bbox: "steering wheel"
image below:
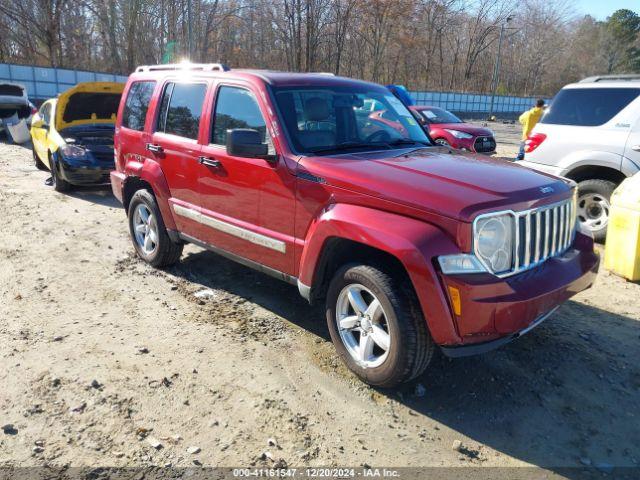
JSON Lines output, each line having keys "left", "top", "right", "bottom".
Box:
{"left": 365, "top": 130, "right": 392, "bottom": 143}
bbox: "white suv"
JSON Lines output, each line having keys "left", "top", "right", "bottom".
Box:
{"left": 517, "top": 75, "right": 640, "bottom": 241}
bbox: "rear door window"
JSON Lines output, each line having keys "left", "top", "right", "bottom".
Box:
{"left": 122, "top": 81, "right": 156, "bottom": 131}
{"left": 541, "top": 88, "right": 640, "bottom": 126}
{"left": 157, "top": 82, "right": 207, "bottom": 140}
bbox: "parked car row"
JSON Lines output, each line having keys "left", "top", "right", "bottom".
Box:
{"left": 22, "top": 65, "right": 608, "bottom": 387}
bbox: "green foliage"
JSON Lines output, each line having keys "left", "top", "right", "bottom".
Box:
{"left": 162, "top": 41, "right": 177, "bottom": 64}
{"left": 603, "top": 9, "right": 640, "bottom": 72}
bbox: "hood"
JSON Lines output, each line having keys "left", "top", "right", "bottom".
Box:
{"left": 297, "top": 148, "right": 570, "bottom": 222}
{"left": 431, "top": 123, "right": 493, "bottom": 137}
{"left": 55, "top": 82, "right": 124, "bottom": 131}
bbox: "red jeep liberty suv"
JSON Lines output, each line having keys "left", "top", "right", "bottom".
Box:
{"left": 111, "top": 64, "right": 599, "bottom": 387}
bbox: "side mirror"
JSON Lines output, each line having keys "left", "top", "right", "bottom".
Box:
{"left": 226, "top": 128, "right": 269, "bottom": 159}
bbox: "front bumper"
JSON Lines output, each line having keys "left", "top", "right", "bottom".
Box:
{"left": 440, "top": 307, "right": 559, "bottom": 357}
{"left": 58, "top": 156, "right": 113, "bottom": 185}
{"left": 438, "top": 231, "right": 599, "bottom": 356}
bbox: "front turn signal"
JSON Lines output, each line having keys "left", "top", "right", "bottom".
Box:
{"left": 448, "top": 286, "right": 462, "bottom": 316}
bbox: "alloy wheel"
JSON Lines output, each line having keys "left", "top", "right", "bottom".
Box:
{"left": 336, "top": 283, "right": 391, "bottom": 368}
{"left": 133, "top": 204, "right": 158, "bottom": 255}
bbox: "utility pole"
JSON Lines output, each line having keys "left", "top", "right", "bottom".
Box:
{"left": 488, "top": 16, "right": 513, "bottom": 120}
{"left": 187, "top": 0, "right": 193, "bottom": 60}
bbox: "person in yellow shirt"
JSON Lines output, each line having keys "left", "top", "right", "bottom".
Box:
{"left": 517, "top": 98, "right": 545, "bottom": 160}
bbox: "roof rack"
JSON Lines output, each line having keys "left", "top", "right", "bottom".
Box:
{"left": 580, "top": 74, "right": 640, "bottom": 83}
{"left": 135, "top": 63, "right": 230, "bottom": 73}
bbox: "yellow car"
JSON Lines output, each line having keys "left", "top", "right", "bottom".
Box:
{"left": 30, "top": 82, "right": 124, "bottom": 192}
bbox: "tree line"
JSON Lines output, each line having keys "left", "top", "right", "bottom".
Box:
{"left": 0, "top": 0, "right": 639, "bottom": 96}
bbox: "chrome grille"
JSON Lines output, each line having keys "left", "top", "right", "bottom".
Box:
{"left": 513, "top": 198, "right": 576, "bottom": 274}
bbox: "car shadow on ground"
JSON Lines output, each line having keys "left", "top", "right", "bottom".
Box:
{"left": 66, "top": 186, "right": 121, "bottom": 208}
{"left": 170, "top": 249, "right": 639, "bottom": 476}
{"left": 172, "top": 248, "right": 326, "bottom": 337}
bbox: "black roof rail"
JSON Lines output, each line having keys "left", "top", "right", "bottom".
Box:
{"left": 135, "top": 63, "right": 230, "bottom": 73}
{"left": 580, "top": 74, "right": 640, "bottom": 83}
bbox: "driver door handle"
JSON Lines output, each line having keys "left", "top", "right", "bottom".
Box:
{"left": 198, "top": 156, "right": 221, "bottom": 168}
{"left": 632, "top": 145, "right": 640, "bottom": 152}
{"left": 145, "top": 143, "right": 163, "bottom": 153}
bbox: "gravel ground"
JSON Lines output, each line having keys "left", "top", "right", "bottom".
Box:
{"left": 0, "top": 140, "right": 639, "bottom": 478}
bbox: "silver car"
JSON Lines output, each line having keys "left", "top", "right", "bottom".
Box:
{"left": 0, "top": 81, "right": 34, "bottom": 141}
{"left": 517, "top": 75, "right": 640, "bottom": 241}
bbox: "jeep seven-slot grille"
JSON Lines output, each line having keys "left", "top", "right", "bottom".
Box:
{"left": 513, "top": 199, "right": 575, "bottom": 274}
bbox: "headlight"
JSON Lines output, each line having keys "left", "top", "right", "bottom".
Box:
{"left": 444, "top": 129, "right": 473, "bottom": 139}
{"left": 60, "top": 145, "right": 87, "bottom": 158}
{"left": 474, "top": 213, "right": 514, "bottom": 273}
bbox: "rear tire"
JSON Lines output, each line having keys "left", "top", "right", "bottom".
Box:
{"left": 326, "top": 263, "right": 434, "bottom": 388}
{"left": 50, "top": 153, "right": 71, "bottom": 192}
{"left": 576, "top": 179, "right": 616, "bottom": 243}
{"left": 32, "top": 146, "right": 47, "bottom": 171}
{"left": 128, "top": 189, "right": 183, "bottom": 267}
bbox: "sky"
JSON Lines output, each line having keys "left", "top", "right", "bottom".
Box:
{"left": 574, "top": 0, "right": 639, "bottom": 20}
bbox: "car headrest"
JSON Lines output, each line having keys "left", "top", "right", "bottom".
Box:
{"left": 304, "top": 97, "right": 330, "bottom": 122}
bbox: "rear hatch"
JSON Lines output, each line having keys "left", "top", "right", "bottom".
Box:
{"left": 527, "top": 85, "right": 640, "bottom": 165}
{"left": 0, "top": 82, "right": 29, "bottom": 120}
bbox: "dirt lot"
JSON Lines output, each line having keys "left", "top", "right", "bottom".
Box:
{"left": 1, "top": 140, "right": 639, "bottom": 477}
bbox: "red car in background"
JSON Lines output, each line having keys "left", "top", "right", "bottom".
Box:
{"left": 410, "top": 106, "right": 496, "bottom": 154}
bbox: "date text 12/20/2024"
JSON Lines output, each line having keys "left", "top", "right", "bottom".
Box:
{"left": 233, "top": 468, "right": 401, "bottom": 478}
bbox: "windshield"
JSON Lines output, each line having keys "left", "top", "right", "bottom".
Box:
{"left": 272, "top": 85, "right": 430, "bottom": 154}
{"left": 417, "top": 107, "right": 462, "bottom": 124}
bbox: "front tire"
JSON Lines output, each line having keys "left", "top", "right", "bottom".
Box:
{"left": 326, "top": 264, "right": 435, "bottom": 388}
{"left": 50, "top": 153, "right": 71, "bottom": 192}
{"left": 577, "top": 179, "right": 616, "bottom": 243}
{"left": 32, "top": 146, "right": 47, "bottom": 171}
{"left": 128, "top": 189, "right": 183, "bottom": 267}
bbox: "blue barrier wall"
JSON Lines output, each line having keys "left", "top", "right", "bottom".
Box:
{"left": 1, "top": 62, "right": 543, "bottom": 116}
{"left": 0, "top": 63, "right": 129, "bottom": 101}
{"left": 410, "top": 90, "right": 546, "bottom": 118}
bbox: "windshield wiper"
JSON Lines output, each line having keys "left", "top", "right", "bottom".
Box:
{"left": 308, "top": 141, "right": 391, "bottom": 155}
{"left": 385, "top": 138, "right": 431, "bottom": 147}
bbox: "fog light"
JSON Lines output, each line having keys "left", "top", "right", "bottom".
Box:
{"left": 438, "top": 254, "right": 486, "bottom": 274}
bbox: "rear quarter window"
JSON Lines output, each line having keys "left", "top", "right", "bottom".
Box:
{"left": 122, "top": 81, "right": 156, "bottom": 131}
{"left": 541, "top": 87, "right": 640, "bottom": 126}
{"left": 0, "top": 84, "right": 24, "bottom": 96}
